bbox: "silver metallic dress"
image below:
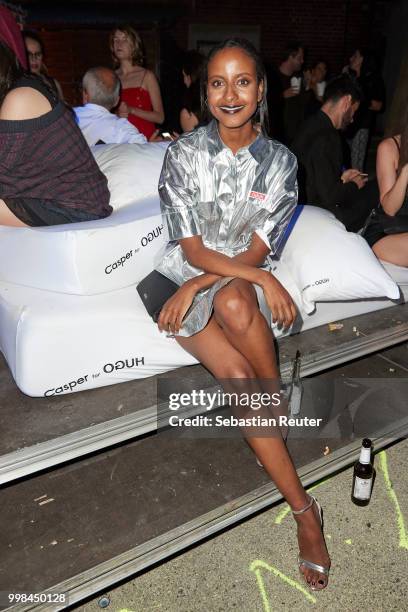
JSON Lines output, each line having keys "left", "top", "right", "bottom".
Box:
{"left": 155, "top": 120, "right": 298, "bottom": 337}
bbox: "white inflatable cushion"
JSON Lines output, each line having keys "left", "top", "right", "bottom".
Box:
{"left": 92, "top": 142, "right": 169, "bottom": 210}
{"left": 0, "top": 197, "right": 167, "bottom": 295}
{"left": 277, "top": 206, "right": 400, "bottom": 313}
{"left": 1, "top": 261, "right": 407, "bottom": 397}
{"left": 0, "top": 281, "right": 197, "bottom": 398}
{"left": 0, "top": 143, "right": 168, "bottom": 295}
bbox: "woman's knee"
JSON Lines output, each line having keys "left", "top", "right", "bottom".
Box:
{"left": 215, "top": 357, "right": 256, "bottom": 379}
{"left": 214, "top": 285, "right": 257, "bottom": 334}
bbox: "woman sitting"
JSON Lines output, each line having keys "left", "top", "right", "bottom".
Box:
{"left": 154, "top": 38, "right": 331, "bottom": 591}
{"left": 364, "top": 113, "right": 408, "bottom": 267}
{"left": 0, "top": 9, "right": 112, "bottom": 228}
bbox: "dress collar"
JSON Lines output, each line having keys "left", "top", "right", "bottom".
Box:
{"left": 206, "top": 119, "right": 270, "bottom": 163}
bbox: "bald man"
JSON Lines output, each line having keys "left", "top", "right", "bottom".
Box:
{"left": 74, "top": 66, "right": 148, "bottom": 146}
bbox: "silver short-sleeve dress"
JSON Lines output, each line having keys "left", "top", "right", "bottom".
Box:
{"left": 155, "top": 120, "right": 298, "bottom": 337}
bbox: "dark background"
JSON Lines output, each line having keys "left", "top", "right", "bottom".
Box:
{"left": 14, "top": 0, "right": 408, "bottom": 132}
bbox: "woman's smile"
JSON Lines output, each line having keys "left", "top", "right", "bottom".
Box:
{"left": 218, "top": 104, "right": 245, "bottom": 114}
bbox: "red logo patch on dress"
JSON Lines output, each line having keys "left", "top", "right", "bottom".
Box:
{"left": 249, "top": 191, "right": 267, "bottom": 201}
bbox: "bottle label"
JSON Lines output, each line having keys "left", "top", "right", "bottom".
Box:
{"left": 353, "top": 476, "right": 372, "bottom": 500}
{"left": 360, "top": 447, "right": 371, "bottom": 464}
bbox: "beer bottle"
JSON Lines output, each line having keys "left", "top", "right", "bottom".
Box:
{"left": 351, "top": 438, "right": 373, "bottom": 506}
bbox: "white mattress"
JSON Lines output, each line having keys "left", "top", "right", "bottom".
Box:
{"left": 1, "top": 261, "right": 407, "bottom": 397}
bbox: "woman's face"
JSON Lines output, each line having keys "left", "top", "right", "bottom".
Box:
{"left": 207, "top": 47, "right": 263, "bottom": 131}
{"left": 350, "top": 50, "right": 363, "bottom": 72}
{"left": 25, "top": 37, "right": 43, "bottom": 74}
{"left": 112, "top": 30, "right": 134, "bottom": 62}
{"left": 313, "top": 62, "right": 327, "bottom": 83}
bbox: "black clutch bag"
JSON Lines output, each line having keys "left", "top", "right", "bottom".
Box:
{"left": 137, "top": 270, "right": 180, "bottom": 322}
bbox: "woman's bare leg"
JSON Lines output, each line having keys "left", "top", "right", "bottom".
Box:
{"left": 214, "top": 278, "right": 279, "bottom": 378}
{"left": 372, "top": 233, "right": 408, "bottom": 267}
{"left": 176, "top": 308, "right": 330, "bottom": 589}
{"left": 0, "top": 200, "right": 27, "bottom": 227}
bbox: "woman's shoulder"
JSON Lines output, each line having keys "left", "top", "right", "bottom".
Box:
{"left": 143, "top": 68, "right": 156, "bottom": 79}
{"left": 378, "top": 136, "right": 400, "bottom": 157}
{"left": 0, "top": 86, "right": 52, "bottom": 120}
{"left": 144, "top": 69, "right": 159, "bottom": 86}
{"left": 263, "top": 135, "right": 297, "bottom": 165}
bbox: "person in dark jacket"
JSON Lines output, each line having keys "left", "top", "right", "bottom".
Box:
{"left": 343, "top": 48, "right": 385, "bottom": 171}
{"left": 266, "top": 41, "right": 304, "bottom": 143}
{"left": 291, "top": 74, "right": 373, "bottom": 232}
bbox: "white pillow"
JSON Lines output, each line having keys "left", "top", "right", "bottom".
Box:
{"left": 276, "top": 205, "right": 400, "bottom": 313}
{"left": 92, "top": 142, "right": 168, "bottom": 210}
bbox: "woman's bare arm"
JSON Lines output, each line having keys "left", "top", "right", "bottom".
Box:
{"left": 158, "top": 232, "right": 296, "bottom": 333}
{"left": 180, "top": 108, "right": 199, "bottom": 132}
{"left": 377, "top": 138, "right": 408, "bottom": 216}
{"left": 188, "top": 232, "right": 270, "bottom": 292}
{"left": 180, "top": 234, "right": 270, "bottom": 287}
{"left": 128, "top": 70, "right": 164, "bottom": 124}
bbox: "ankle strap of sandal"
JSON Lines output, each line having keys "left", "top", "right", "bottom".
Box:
{"left": 291, "top": 495, "right": 315, "bottom": 515}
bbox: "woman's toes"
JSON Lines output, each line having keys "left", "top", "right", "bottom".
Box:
{"left": 313, "top": 575, "right": 327, "bottom": 590}
{"left": 300, "top": 566, "right": 312, "bottom": 584}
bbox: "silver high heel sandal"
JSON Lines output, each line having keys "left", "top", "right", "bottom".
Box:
{"left": 292, "top": 494, "right": 330, "bottom": 590}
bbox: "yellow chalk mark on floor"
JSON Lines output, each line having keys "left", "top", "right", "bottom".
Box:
{"left": 344, "top": 539, "right": 352, "bottom": 545}
{"left": 250, "top": 559, "right": 317, "bottom": 608}
{"left": 274, "top": 481, "right": 327, "bottom": 524}
{"left": 379, "top": 450, "right": 408, "bottom": 550}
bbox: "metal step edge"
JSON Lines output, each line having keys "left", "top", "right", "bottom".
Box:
{"left": 0, "top": 384, "right": 219, "bottom": 485}
{"left": 0, "top": 407, "right": 157, "bottom": 485}
{"left": 1, "top": 323, "right": 408, "bottom": 485}
{"left": 8, "top": 418, "right": 408, "bottom": 612}
{"left": 280, "top": 322, "right": 408, "bottom": 378}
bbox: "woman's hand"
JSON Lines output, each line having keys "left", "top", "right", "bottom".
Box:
{"left": 117, "top": 101, "right": 129, "bottom": 118}
{"left": 260, "top": 272, "right": 297, "bottom": 329}
{"left": 157, "top": 279, "right": 198, "bottom": 334}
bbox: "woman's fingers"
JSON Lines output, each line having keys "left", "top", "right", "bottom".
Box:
{"left": 269, "top": 294, "right": 297, "bottom": 329}
{"left": 269, "top": 300, "right": 284, "bottom": 326}
{"left": 282, "top": 303, "right": 294, "bottom": 328}
{"left": 158, "top": 305, "right": 187, "bottom": 334}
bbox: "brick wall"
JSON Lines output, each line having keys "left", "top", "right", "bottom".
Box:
{"left": 171, "top": 0, "right": 377, "bottom": 74}
{"left": 26, "top": 0, "right": 386, "bottom": 106}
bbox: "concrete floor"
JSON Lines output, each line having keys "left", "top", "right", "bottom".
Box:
{"left": 79, "top": 436, "right": 408, "bottom": 612}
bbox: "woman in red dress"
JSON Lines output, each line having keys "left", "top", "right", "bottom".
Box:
{"left": 110, "top": 25, "right": 164, "bottom": 139}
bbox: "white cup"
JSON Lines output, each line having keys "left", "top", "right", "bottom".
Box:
{"left": 290, "top": 76, "right": 301, "bottom": 94}
{"left": 316, "top": 81, "right": 326, "bottom": 97}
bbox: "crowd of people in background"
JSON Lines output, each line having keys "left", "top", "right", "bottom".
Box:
{"left": 1, "top": 8, "right": 407, "bottom": 272}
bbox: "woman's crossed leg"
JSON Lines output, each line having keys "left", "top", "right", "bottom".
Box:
{"left": 176, "top": 278, "right": 330, "bottom": 589}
